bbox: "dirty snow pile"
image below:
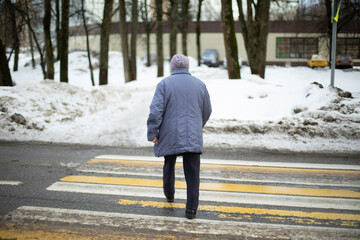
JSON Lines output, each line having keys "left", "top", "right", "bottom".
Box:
{"left": 1, "top": 51, "right": 360, "bottom": 153}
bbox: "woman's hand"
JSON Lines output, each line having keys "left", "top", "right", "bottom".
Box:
{"left": 152, "top": 137, "right": 158, "bottom": 144}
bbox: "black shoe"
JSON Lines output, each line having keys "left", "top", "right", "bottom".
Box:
{"left": 185, "top": 209, "right": 196, "bottom": 219}
{"left": 166, "top": 196, "right": 174, "bottom": 203}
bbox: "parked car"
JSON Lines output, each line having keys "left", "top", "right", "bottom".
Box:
{"left": 201, "top": 49, "right": 220, "bottom": 67}
{"left": 223, "top": 56, "right": 243, "bottom": 69}
{"left": 336, "top": 55, "right": 353, "bottom": 69}
{"left": 307, "top": 55, "right": 328, "bottom": 68}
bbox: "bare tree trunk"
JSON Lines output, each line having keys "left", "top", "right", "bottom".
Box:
{"left": 9, "top": 0, "right": 37, "bottom": 72}
{"left": 99, "top": 0, "right": 113, "bottom": 85}
{"left": 81, "top": 0, "right": 94, "bottom": 86}
{"left": 221, "top": 0, "right": 240, "bottom": 79}
{"left": 181, "top": 0, "right": 189, "bottom": 56}
{"left": 140, "top": 0, "right": 152, "bottom": 67}
{"left": 28, "top": 28, "right": 35, "bottom": 68}
{"left": 130, "top": 0, "right": 138, "bottom": 81}
{"left": 7, "top": 0, "right": 19, "bottom": 72}
{"left": 19, "top": 6, "right": 46, "bottom": 78}
{"left": 119, "top": 0, "right": 131, "bottom": 83}
{"left": 60, "top": 0, "right": 70, "bottom": 83}
{"left": 0, "top": 39, "right": 13, "bottom": 86}
{"left": 44, "top": 0, "right": 54, "bottom": 79}
{"left": 55, "top": 0, "right": 61, "bottom": 61}
{"left": 169, "top": 0, "right": 178, "bottom": 59}
{"left": 146, "top": 30, "right": 151, "bottom": 66}
{"left": 24, "top": 0, "right": 35, "bottom": 69}
{"left": 29, "top": 25, "right": 46, "bottom": 79}
{"left": 237, "top": 0, "right": 270, "bottom": 79}
{"left": 156, "top": 0, "right": 163, "bottom": 77}
{"left": 196, "top": 0, "right": 203, "bottom": 66}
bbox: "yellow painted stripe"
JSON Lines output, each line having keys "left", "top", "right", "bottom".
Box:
{"left": 88, "top": 159, "right": 165, "bottom": 168}
{"left": 118, "top": 199, "right": 360, "bottom": 222}
{"left": 118, "top": 199, "right": 360, "bottom": 227}
{"left": 60, "top": 176, "right": 360, "bottom": 198}
{"left": 88, "top": 159, "right": 360, "bottom": 177}
{"left": 0, "top": 223, "right": 181, "bottom": 240}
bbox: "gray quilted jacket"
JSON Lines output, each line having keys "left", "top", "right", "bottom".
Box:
{"left": 147, "top": 68, "right": 212, "bottom": 157}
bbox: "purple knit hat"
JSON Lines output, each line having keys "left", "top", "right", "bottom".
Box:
{"left": 170, "top": 54, "right": 189, "bottom": 72}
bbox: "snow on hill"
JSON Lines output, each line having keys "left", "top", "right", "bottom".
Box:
{"left": 1, "top": 51, "right": 359, "bottom": 154}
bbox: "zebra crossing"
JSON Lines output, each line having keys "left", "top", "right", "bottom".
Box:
{"left": 7, "top": 154, "right": 360, "bottom": 238}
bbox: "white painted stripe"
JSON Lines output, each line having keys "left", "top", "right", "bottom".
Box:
{"left": 0, "top": 180, "right": 23, "bottom": 186}
{"left": 47, "top": 181, "right": 360, "bottom": 211}
{"left": 77, "top": 168, "right": 360, "bottom": 188}
{"left": 11, "top": 206, "right": 360, "bottom": 238}
{"left": 95, "top": 155, "right": 161, "bottom": 161}
{"left": 78, "top": 169, "right": 170, "bottom": 178}
{"left": 95, "top": 155, "right": 360, "bottom": 170}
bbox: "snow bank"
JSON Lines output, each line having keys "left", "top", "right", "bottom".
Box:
{"left": 1, "top": 51, "right": 360, "bottom": 154}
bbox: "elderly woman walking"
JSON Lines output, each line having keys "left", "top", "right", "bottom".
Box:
{"left": 147, "top": 54, "right": 212, "bottom": 219}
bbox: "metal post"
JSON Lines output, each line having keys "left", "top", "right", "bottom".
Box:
{"left": 330, "top": 19, "right": 337, "bottom": 87}
{"left": 330, "top": 0, "right": 341, "bottom": 87}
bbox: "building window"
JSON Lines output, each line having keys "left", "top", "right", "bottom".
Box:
{"left": 276, "top": 38, "right": 290, "bottom": 58}
{"left": 276, "top": 38, "right": 318, "bottom": 58}
{"left": 337, "top": 38, "right": 360, "bottom": 59}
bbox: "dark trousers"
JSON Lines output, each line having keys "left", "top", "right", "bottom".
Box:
{"left": 163, "top": 153, "right": 200, "bottom": 211}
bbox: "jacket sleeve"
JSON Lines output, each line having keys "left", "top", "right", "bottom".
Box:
{"left": 147, "top": 81, "right": 165, "bottom": 141}
{"left": 202, "top": 85, "right": 212, "bottom": 127}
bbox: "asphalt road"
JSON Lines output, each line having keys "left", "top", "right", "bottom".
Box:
{"left": 0, "top": 141, "right": 360, "bottom": 239}
{"left": 1, "top": 140, "right": 360, "bottom": 164}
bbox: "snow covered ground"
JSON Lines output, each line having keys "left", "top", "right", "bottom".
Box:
{"left": 1, "top": 51, "right": 360, "bottom": 154}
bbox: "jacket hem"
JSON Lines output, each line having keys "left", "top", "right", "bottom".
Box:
{"left": 155, "top": 147, "right": 203, "bottom": 157}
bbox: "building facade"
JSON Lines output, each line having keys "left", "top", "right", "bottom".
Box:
{"left": 68, "top": 20, "right": 360, "bottom": 66}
